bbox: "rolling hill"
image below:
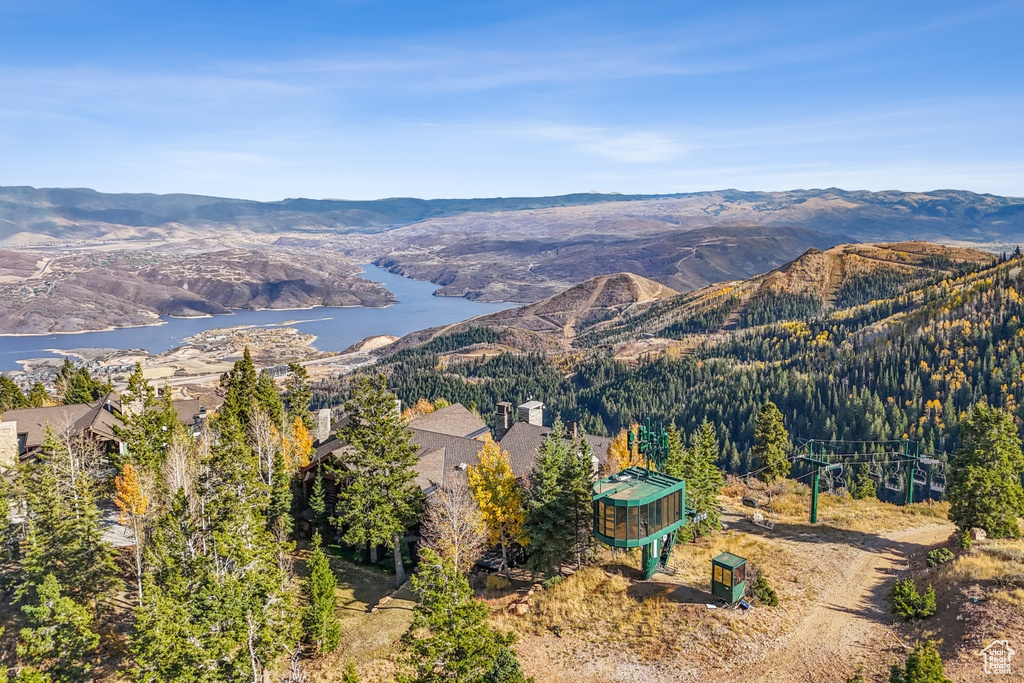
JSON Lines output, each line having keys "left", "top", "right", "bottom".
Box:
{"left": 383, "top": 241, "right": 996, "bottom": 357}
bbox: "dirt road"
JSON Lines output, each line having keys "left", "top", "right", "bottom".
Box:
{"left": 752, "top": 522, "right": 955, "bottom": 682}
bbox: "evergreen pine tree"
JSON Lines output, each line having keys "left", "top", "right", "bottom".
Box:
{"left": 302, "top": 531, "right": 341, "bottom": 654}
{"left": 19, "top": 428, "right": 119, "bottom": 605}
{"left": 0, "top": 374, "right": 27, "bottom": 411}
{"left": 341, "top": 661, "right": 360, "bottom": 683}
{"left": 285, "top": 362, "right": 314, "bottom": 429}
{"left": 752, "top": 402, "right": 791, "bottom": 482}
{"left": 663, "top": 423, "right": 686, "bottom": 479}
{"left": 564, "top": 431, "right": 595, "bottom": 568}
{"left": 310, "top": 468, "right": 327, "bottom": 534}
{"left": 268, "top": 449, "right": 293, "bottom": 538}
{"left": 132, "top": 417, "right": 301, "bottom": 681}
{"left": 681, "top": 420, "right": 725, "bottom": 539}
{"left": 524, "top": 421, "right": 574, "bottom": 577}
{"left": 26, "top": 381, "right": 51, "bottom": 407}
{"left": 402, "top": 548, "right": 528, "bottom": 683}
{"left": 851, "top": 465, "right": 877, "bottom": 500}
{"left": 948, "top": 403, "right": 1024, "bottom": 538}
{"left": 0, "top": 478, "right": 14, "bottom": 562}
{"left": 334, "top": 374, "right": 420, "bottom": 587}
{"left": 17, "top": 573, "right": 100, "bottom": 683}
{"left": 889, "top": 640, "right": 951, "bottom": 683}
{"left": 218, "top": 347, "right": 259, "bottom": 429}
{"left": 55, "top": 358, "right": 106, "bottom": 405}
{"left": 115, "top": 364, "right": 179, "bottom": 471}
{"left": 256, "top": 370, "right": 285, "bottom": 427}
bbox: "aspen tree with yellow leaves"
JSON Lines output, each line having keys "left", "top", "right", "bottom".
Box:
{"left": 401, "top": 397, "right": 437, "bottom": 422}
{"left": 283, "top": 415, "right": 313, "bottom": 472}
{"left": 606, "top": 422, "right": 640, "bottom": 473}
{"left": 115, "top": 463, "right": 148, "bottom": 606}
{"left": 467, "top": 437, "right": 527, "bottom": 577}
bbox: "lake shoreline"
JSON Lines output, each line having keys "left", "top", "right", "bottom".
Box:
{"left": 0, "top": 302, "right": 403, "bottom": 338}
{"left": 0, "top": 265, "right": 514, "bottom": 373}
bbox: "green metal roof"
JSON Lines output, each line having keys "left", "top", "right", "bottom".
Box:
{"left": 712, "top": 552, "right": 746, "bottom": 569}
{"left": 593, "top": 466, "right": 685, "bottom": 506}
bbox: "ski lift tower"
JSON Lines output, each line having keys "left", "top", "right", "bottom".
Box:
{"left": 592, "top": 419, "right": 690, "bottom": 579}
{"left": 798, "top": 441, "right": 842, "bottom": 524}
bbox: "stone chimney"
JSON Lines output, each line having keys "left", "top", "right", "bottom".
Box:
{"left": 0, "top": 422, "right": 18, "bottom": 471}
{"left": 517, "top": 400, "right": 544, "bottom": 426}
{"left": 566, "top": 420, "right": 579, "bottom": 438}
{"left": 317, "top": 408, "right": 332, "bottom": 444}
{"left": 495, "top": 402, "right": 513, "bottom": 441}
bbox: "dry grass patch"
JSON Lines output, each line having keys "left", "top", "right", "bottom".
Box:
{"left": 493, "top": 566, "right": 673, "bottom": 648}
{"left": 723, "top": 476, "right": 949, "bottom": 533}
{"left": 298, "top": 552, "right": 415, "bottom": 683}
{"left": 991, "top": 587, "right": 1024, "bottom": 613}
{"left": 937, "top": 538, "right": 1024, "bottom": 585}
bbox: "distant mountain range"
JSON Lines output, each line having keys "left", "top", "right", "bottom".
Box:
{"left": 3, "top": 185, "right": 1024, "bottom": 327}
{"left": 3, "top": 185, "right": 1023, "bottom": 244}
{"left": 0, "top": 186, "right": 686, "bottom": 242}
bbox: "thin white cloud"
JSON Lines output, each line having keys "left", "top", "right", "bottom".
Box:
{"left": 581, "top": 132, "right": 688, "bottom": 163}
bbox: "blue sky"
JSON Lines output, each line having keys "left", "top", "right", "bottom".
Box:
{"left": 0, "top": 0, "right": 1022, "bottom": 200}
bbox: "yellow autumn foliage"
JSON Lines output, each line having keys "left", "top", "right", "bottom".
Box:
{"left": 467, "top": 437, "right": 527, "bottom": 549}
{"left": 607, "top": 422, "right": 641, "bottom": 474}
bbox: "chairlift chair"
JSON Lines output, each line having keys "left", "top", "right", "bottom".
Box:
{"left": 868, "top": 458, "right": 883, "bottom": 482}
{"left": 930, "top": 465, "right": 947, "bottom": 494}
{"left": 751, "top": 506, "right": 776, "bottom": 530}
{"left": 912, "top": 465, "right": 928, "bottom": 488}
{"left": 741, "top": 475, "right": 763, "bottom": 509}
{"left": 833, "top": 475, "right": 848, "bottom": 494}
{"left": 884, "top": 471, "right": 904, "bottom": 492}
{"left": 744, "top": 481, "right": 776, "bottom": 530}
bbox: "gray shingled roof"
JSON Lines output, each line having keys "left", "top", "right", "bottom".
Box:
{"left": 414, "top": 447, "right": 447, "bottom": 495}
{"left": 2, "top": 404, "right": 94, "bottom": 450}
{"left": 172, "top": 399, "right": 203, "bottom": 425}
{"left": 2, "top": 393, "right": 207, "bottom": 454}
{"left": 299, "top": 424, "right": 485, "bottom": 495}
{"left": 407, "top": 404, "right": 489, "bottom": 439}
{"left": 498, "top": 421, "right": 613, "bottom": 479}
{"left": 409, "top": 427, "right": 485, "bottom": 492}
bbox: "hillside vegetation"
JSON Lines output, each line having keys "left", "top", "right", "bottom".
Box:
{"left": 357, "top": 242, "right": 1012, "bottom": 472}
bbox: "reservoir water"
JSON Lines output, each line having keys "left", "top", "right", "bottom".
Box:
{"left": 0, "top": 265, "right": 515, "bottom": 372}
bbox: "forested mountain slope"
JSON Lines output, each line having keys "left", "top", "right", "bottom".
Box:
{"left": 580, "top": 241, "right": 994, "bottom": 345}
{"left": 325, "top": 242, "right": 1023, "bottom": 481}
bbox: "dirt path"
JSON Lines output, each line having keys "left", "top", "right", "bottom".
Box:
{"left": 563, "top": 274, "right": 608, "bottom": 340}
{"left": 752, "top": 522, "right": 954, "bottom": 682}
{"left": 28, "top": 256, "right": 55, "bottom": 279}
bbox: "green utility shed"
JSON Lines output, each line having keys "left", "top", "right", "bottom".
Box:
{"left": 711, "top": 552, "right": 747, "bottom": 604}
